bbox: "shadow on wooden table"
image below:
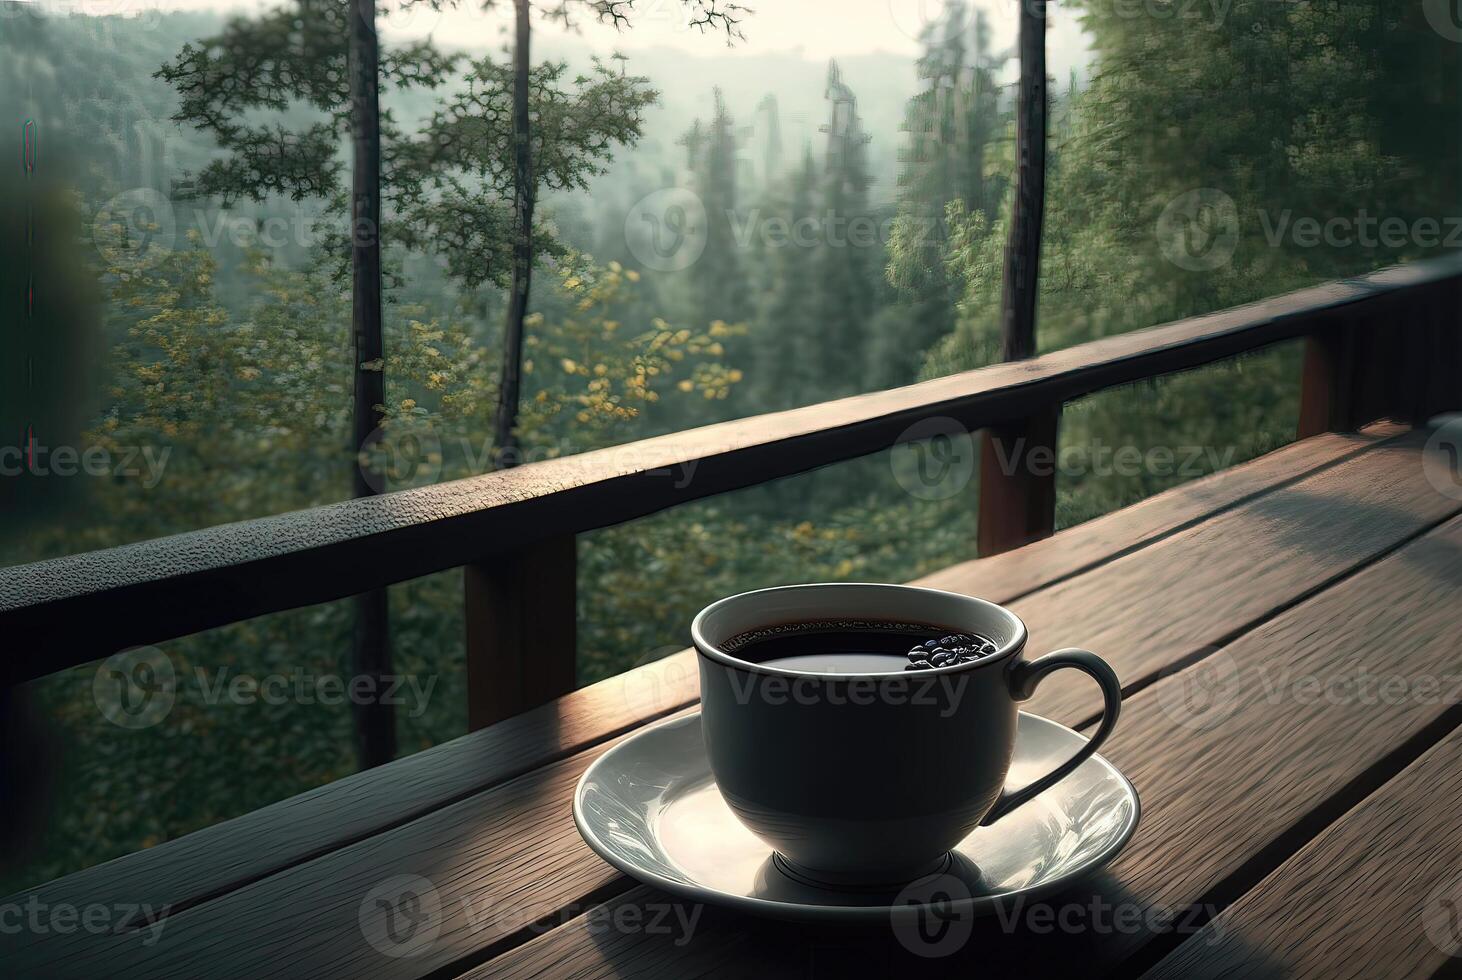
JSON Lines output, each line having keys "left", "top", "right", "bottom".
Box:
{"left": 578, "top": 873, "right": 1282, "bottom": 980}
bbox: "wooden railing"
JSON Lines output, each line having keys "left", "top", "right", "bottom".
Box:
{"left": 2, "top": 255, "right": 1459, "bottom": 740}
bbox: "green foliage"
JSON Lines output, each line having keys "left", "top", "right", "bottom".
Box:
{"left": 394, "top": 57, "right": 658, "bottom": 290}
{"left": 6, "top": 0, "right": 1459, "bottom": 895}
{"left": 157, "top": 0, "right": 460, "bottom": 206}
{"left": 876, "top": 0, "right": 1007, "bottom": 386}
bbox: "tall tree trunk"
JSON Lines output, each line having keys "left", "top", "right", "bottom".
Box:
{"left": 493, "top": 0, "right": 534, "bottom": 469}
{"left": 999, "top": 0, "right": 1047, "bottom": 361}
{"left": 349, "top": 0, "right": 393, "bottom": 768}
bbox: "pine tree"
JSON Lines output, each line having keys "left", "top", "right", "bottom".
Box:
{"left": 877, "top": 1, "right": 1008, "bottom": 388}
{"left": 813, "top": 60, "right": 878, "bottom": 390}
{"left": 679, "top": 89, "right": 749, "bottom": 328}
{"left": 753, "top": 148, "right": 820, "bottom": 408}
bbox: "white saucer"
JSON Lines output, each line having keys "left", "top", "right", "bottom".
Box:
{"left": 573, "top": 710, "right": 1140, "bottom": 922}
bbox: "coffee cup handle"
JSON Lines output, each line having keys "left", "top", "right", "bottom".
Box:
{"left": 980, "top": 648, "right": 1122, "bottom": 826}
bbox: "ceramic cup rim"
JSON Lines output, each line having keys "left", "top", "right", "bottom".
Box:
{"left": 690, "top": 582, "right": 1029, "bottom": 681}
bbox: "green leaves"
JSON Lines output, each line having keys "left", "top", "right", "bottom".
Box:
{"left": 158, "top": 0, "right": 460, "bottom": 207}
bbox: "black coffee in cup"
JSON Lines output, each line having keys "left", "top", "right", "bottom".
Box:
{"left": 721, "top": 619, "right": 998, "bottom": 672}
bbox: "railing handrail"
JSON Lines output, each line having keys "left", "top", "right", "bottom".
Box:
{"left": 3, "top": 254, "right": 1460, "bottom": 686}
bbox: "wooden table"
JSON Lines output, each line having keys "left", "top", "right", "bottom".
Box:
{"left": 8, "top": 420, "right": 1462, "bottom": 979}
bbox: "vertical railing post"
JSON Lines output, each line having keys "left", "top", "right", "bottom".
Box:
{"left": 979, "top": 0, "right": 1054, "bottom": 561}
{"left": 1297, "top": 322, "right": 1359, "bottom": 437}
{"left": 352, "top": 590, "right": 394, "bottom": 766}
{"left": 348, "top": 0, "right": 392, "bottom": 771}
{"left": 1413, "top": 278, "right": 1462, "bottom": 424}
{"left": 464, "top": 535, "right": 577, "bottom": 730}
{"left": 977, "top": 406, "right": 1060, "bottom": 557}
{"left": 1300, "top": 280, "right": 1462, "bottom": 438}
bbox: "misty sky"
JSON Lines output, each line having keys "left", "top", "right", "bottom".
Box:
{"left": 42, "top": 0, "right": 1094, "bottom": 80}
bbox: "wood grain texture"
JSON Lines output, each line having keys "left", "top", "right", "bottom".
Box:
{"left": 0, "top": 648, "right": 701, "bottom": 948}
{"left": 4, "top": 258, "right": 1457, "bottom": 682}
{"left": 1142, "top": 725, "right": 1462, "bottom": 980}
{"left": 464, "top": 513, "right": 1462, "bottom": 980}
{"left": 921, "top": 422, "right": 1403, "bottom": 600}
{"left": 465, "top": 536, "right": 577, "bottom": 730}
{"left": 11, "top": 443, "right": 1462, "bottom": 979}
{"left": 0, "top": 425, "right": 1410, "bottom": 960}
{"left": 1003, "top": 429, "right": 1462, "bottom": 729}
{"left": 977, "top": 407, "right": 1060, "bottom": 556}
{"left": 0, "top": 709, "right": 697, "bottom": 979}
{"left": 1297, "top": 325, "right": 1357, "bottom": 438}
{"left": 0, "top": 427, "right": 1391, "bottom": 936}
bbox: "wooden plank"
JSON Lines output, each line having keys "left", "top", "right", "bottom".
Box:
{"left": 0, "top": 648, "right": 702, "bottom": 951}
{"left": 0, "top": 425, "right": 1406, "bottom": 946}
{"left": 352, "top": 587, "right": 395, "bottom": 767}
{"left": 1142, "top": 725, "right": 1462, "bottom": 980}
{"left": 1303, "top": 278, "right": 1462, "bottom": 435}
{"left": 1003, "top": 430, "right": 1462, "bottom": 729}
{"left": 923, "top": 422, "right": 1403, "bottom": 600}
{"left": 347, "top": 0, "right": 393, "bottom": 773}
{"left": 1419, "top": 278, "right": 1462, "bottom": 421}
{"left": 4, "top": 257, "right": 1458, "bottom": 683}
{"left": 8, "top": 443, "right": 1460, "bottom": 979}
{"left": 464, "top": 513, "right": 1462, "bottom": 980}
{"left": 0, "top": 713, "right": 690, "bottom": 979}
{"left": 977, "top": 408, "right": 1060, "bottom": 556}
{"left": 464, "top": 536, "right": 577, "bottom": 730}
{"left": 1297, "top": 325, "right": 1358, "bottom": 437}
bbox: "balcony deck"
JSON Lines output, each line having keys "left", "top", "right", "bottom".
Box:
{"left": 7, "top": 417, "right": 1462, "bottom": 979}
